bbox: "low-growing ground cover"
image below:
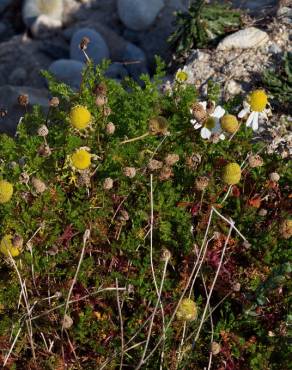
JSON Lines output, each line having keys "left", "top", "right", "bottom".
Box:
{"left": 0, "top": 55, "right": 291, "bottom": 369}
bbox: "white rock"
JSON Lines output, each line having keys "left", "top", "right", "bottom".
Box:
{"left": 22, "top": 0, "right": 63, "bottom": 27}
{"left": 31, "top": 14, "right": 62, "bottom": 37}
{"left": 226, "top": 80, "right": 242, "bottom": 95}
{"left": 217, "top": 27, "right": 269, "bottom": 50}
{"left": 117, "top": 0, "right": 164, "bottom": 31}
{"left": 277, "top": 6, "right": 292, "bottom": 24}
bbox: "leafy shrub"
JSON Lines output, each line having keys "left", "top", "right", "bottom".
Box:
{"left": 0, "top": 57, "right": 291, "bottom": 369}
{"left": 168, "top": 0, "right": 242, "bottom": 59}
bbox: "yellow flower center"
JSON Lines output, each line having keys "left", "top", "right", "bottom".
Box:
{"left": 71, "top": 149, "right": 91, "bottom": 170}
{"left": 222, "top": 163, "right": 241, "bottom": 185}
{"left": 0, "top": 235, "right": 21, "bottom": 257}
{"left": 69, "top": 105, "right": 91, "bottom": 130}
{"left": 176, "top": 70, "right": 188, "bottom": 82}
{"left": 220, "top": 114, "right": 239, "bottom": 134}
{"left": 0, "top": 180, "right": 13, "bottom": 204}
{"left": 249, "top": 90, "right": 268, "bottom": 112}
{"left": 204, "top": 116, "right": 216, "bottom": 130}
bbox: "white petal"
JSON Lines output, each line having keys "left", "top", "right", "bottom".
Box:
{"left": 246, "top": 111, "right": 255, "bottom": 127}
{"left": 219, "top": 133, "right": 226, "bottom": 140}
{"left": 238, "top": 108, "right": 248, "bottom": 118}
{"left": 200, "top": 101, "right": 207, "bottom": 110}
{"left": 191, "top": 120, "right": 202, "bottom": 130}
{"left": 213, "top": 105, "right": 225, "bottom": 118}
{"left": 252, "top": 112, "right": 259, "bottom": 131}
{"left": 201, "top": 127, "right": 211, "bottom": 139}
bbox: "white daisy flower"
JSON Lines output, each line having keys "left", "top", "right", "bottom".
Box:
{"left": 238, "top": 90, "right": 270, "bottom": 131}
{"left": 175, "top": 66, "right": 189, "bottom": 83}
{"left": 191, "top": 101, "right": 226, "bottom": 140}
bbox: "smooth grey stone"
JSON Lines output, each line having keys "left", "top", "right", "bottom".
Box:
{"left": 70, "top": 28, "right": 110, "bottom": 65}
{"left": 122, "top": 43, "right": 148, "bottom": 81}
{"left": 217, "top": 27, "right": 269, "bottom": 50}
{"left": 117, "top": 0, "right": 164, "bottom": 31}
{"left": 0, "top": 0, "right": 12, "bottom": 13}
{"left": 0, "top": 85, "right": 49, "bottom": 135}
{"left": 49, "top": 59, "right": 85, "bottom": 89}
{"left": 105, "top": 63, "right": 129, "bottom": 80}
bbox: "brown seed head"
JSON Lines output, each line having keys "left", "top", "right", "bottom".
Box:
{"left": 103, "top": 177, "right": 114, "bottom": 190}
{"left": 191, "top": 102, "right": 207, "bottom": 123}
{"left": 49, "top": 96, "right": 60, "bottom": 107}
{"left": 195, "top": 176, "right": 209, "bottom": 191}
{"left": 79, "top": 36, "right": 90, "bottom": 50}
{"left": 186, "top": 153, "right": 202, "bottom": 169}
{"left": 106, "top": 122, "right": 116, "bottom": 135}
{"left": 94, "top": 82, "right": 107, "bottom": 96}
{"left": 159, "top": 166, "right": 173, "bottom": 181}
{"left": 18, "top": 94, "right": 29, "bottom": 106}
{"left": 38, "top": 144, "right": 52, "bottom": 157}
{"left": 123, "top": 167, "right": 136, "bottom": 178}
{"left": 148, "top": 159, "right": 163, "bottom": 171}
{"left": 31, "top": 177, "right": 47, "bottom": 193}
{"left": 37, "top": 124, "right": 49, "bottom": 137}
{"left": 95, "top": 95, "right": 107, "bottom": 107}
{"left": 248, "top": 154, "right": 263, "bottom": 168}
{"left": 164, "top": 154, "right": 179, "bottom": 166}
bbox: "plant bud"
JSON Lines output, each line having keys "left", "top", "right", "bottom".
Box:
{"left": 248, "top": 155, "right": 263, "bottom": 168}
{"left": 164, "top": 154, "right": 179, "bottom": 166}
{"left": 103, "top": 177, "right": 113, "bottom": 190}
{"left": 106, "top": 122, "right": 115, "bottom": 135}
{"left": 269, "top": 172, "right": 280, "bottom": 182}
{"left": 31, "top": 177, "right": 47, "bottom": 193}
{"left": 123, "top": 167, "right": 136, "bottom": 178}
{"left": 37, "top": 124, "right": 49, "bottom": 137}
{"left": 211, "top": 341, "right": 221, "bottom": 355}
{"left": 148, "top": 159, "right": 163, "bottom": 171}
{"left": 49, "top": 97, "right": 59, "bottom": 107}
{"left": 195, "top": 176, "right": 209, "bottom": 191}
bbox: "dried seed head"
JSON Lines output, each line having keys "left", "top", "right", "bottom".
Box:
{"left": 164, "top": 154, "right": 179, "bottom": 166}
{"left": 62, "top": 314, "right": 73, "bottom": 329}
{"left": 248, "top": 154, "right": 263, "bottom": 168}
{"left": 19, "top": 172, "right": 30, "bottom": 185}
{"left": 232, "top": 282, "right": 241, "bottom": 292}
{"left": 186, "top": 153, "right": 202, "bottom": 169}
{"left": 95, "top": 95, "right": 107, "bottom": 107}
{"left": 106, "top": 122, "right": 116, "bottom": 135}
{"left": 37, "top": 124, "right": 49, "bottom": 137}
{"left": 206, "top": 100, "right": 215, "bottom": 114}
{"left": 94, "top": 82, "right": 107, "bottom": 96}
{"left": 49, "top": 96, "right": 59, "bottom": 107}
{"left": 161, "top": 248, "right": 172, "bottom": 262}
{"left": 159, "top": 166, "right": 173, "bottom": 181}
{"left": 77, "top": 170, "right": 91, "bottom": 187}
{"left": 103, "top": 106, "right": 112, "bottom": 117}
{"left": 118, "top": 210, "right": 129, "bottom": 221}
{"left": 38, "top": 144, "right": 52, "bottom": 157}
{"left": 12, "top": 235, "right": 23, "bottom": 249}
{"left": 148, "top": 116, "right": 168, "bottom": 135}
{"left": 258, "top": 208, "right": 268, "bottom": 217}
{"left": 195, "top": 176, "right": 209, "bottom": 191}
{"left": 0, "top": 108, "right": 8, "bottom": 118}
{"left": 148, "top": 159, "right": 163, "bottom": 171}
{"left": 123, "top": 167, "right": 136, "bottom": 178}
{"left": 280, "top": 219, "right": 292, "bottom": 239}
{"left": 103, "top": 177, "right": 114, "bottom": 190}
{"left": 31, "top": 177, "right": 47, "bottom": 193}
{"left": 211, "top": 342, "right": 221, "bottom": 355}
{"left": 18, "top": 94, "right": 29, "bottom": 106}
{"left": 79, "top": 36, "right": 90, "bottom": 50}
{"left": 191, "top": 102, "right": 207, "bottom": 123}
{"left": 269, "top": 172, "right": 280, "bottom": 182}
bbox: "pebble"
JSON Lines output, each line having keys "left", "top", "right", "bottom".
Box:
{"left": 217, "top": 27, "right": 269, "bottom": 50}
{"left": 0, "top": 0, "right": 12, "bottom": 13}
{"left": 9, "top": 68, "right": 27, "bottom": 85}
{"left": 70, "top": 28, "right": 110, "bottom": 65}
{"left": 117, "top": 0, "right": 164, "bottom": 31}
{"left": 49, "top": 59, "right": 85, "bottom": 89}
{"left": 226, "top": 80, "right": 242, "bottom": 95}
{"left": 105, "top": 63, "right": 129, "bottom": 81}
{"left": 122, "top": 43, "right": 148, "bottom": 81}
{"left": 22, "top": 0, "right": 63, "bottom": 27}
{"left": 277, "top": 6, "right": 292, "bottom": 25}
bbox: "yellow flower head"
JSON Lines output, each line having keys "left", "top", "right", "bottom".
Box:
{"left": 0, "top": 180, "right": 13, "bottom": 204}
{"left": 69, "top": 105, "right": 92, "bottom": 130}
{"left": 175, "top": 68, "right": 188, "bottom": 83}
{"left": 222, "top": 163, "right": 241, "bottom": 185}
{"left": 249, "top": 90, "right": 268, "bottom": 112}
{"left": 0, "top": 235, "right": 21, "bottom": 257}
{"left": 223, "top": 162, "right": 241, "bottom": 185}
{"left": 176, "top": 298, "right": 197, "bottom": 321}
{"left": 220, "top": 114, "right": 239, "bottom": 134}
{"left": 71, "top": 148, "right": 91, "bottom": 170}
